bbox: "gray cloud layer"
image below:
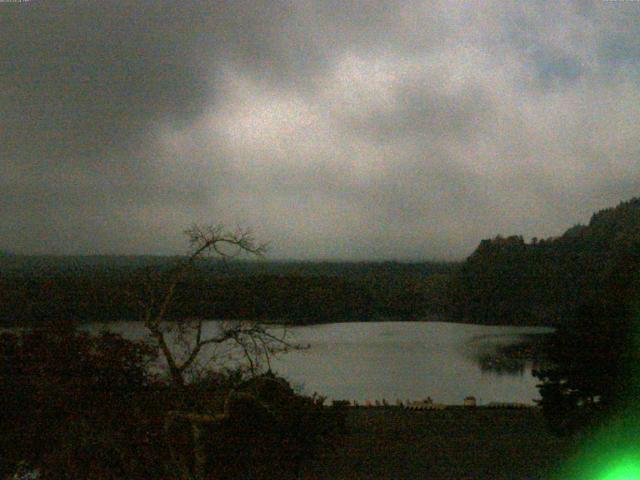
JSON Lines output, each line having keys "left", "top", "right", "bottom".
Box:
{"left": 2, "top": 1, "right": 640, "bottom": 259}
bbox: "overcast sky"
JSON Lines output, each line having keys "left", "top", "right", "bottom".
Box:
{"left": 2, "top": 1, "right": 640, "bottom": 260}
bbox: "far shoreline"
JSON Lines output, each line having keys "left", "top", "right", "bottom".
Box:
{"left": 2, "top": 314, "right": 557, "bottom": 330}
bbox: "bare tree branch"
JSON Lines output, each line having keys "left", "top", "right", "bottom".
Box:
{"left": 130, "top": 224, "right": 285, "bottom": 389}
{"left": 128, "top": 224, "right": 298, "bottom": 480}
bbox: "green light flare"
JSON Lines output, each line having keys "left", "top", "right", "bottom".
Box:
{"left": 551, "top": 307, "right": 640, "bottom": 480}
{"left": 554, "top": 436, "right": 640, "bottom": 479}
{"left": 599, "top": 456, "right": 640, "bottom": 480}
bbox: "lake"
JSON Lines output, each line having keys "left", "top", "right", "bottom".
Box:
{"left": 87, "top": 320, "right": 551, "bottom": 406}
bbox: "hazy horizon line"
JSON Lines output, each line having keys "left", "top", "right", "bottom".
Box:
{"left": 0, "top": 252, "right": 463, "bottom": 263}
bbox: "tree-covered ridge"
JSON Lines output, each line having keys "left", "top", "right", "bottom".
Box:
{"left": 0, "top": 255, "right": 455, "bottom": 277}
{"left": 3, "top": 198, "right": 638, "bottom": 328}
{"left": 0, "top": 260, "right": 455, "bottom": 326}
{"left": 450, "top": 197, "right": 640, "bottom": 326}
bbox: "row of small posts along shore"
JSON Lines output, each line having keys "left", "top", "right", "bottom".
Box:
{"left": 330, "top": 397, "right": 534, "bottom": 410}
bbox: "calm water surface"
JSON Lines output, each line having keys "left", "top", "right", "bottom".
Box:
{"left": 88, "top": 320, "right": 551, "bottom": 405}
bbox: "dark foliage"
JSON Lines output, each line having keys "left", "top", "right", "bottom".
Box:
{"left": 533, "top": 302, "right": 637, "bottom": 435}
{"left": 0, "top": 323, "right": 343, "bottom": 479}
{"left": 0, "top": 321, "right": 166, "bottom": 479}
{"left": 533, "top": 235, "right": 640, "bottom": 436}
{"left": 449, "top": 197, "right": 640, "bottom": 325}
{"left": 198, "top": 373, "right": 344, "bottom": 479}
{"left": 0, "top": 262, "right": 455, "bottom": 327}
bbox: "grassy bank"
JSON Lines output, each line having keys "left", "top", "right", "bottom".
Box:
{"left": 301, "top": 407, "right": 574, "bottom": 479}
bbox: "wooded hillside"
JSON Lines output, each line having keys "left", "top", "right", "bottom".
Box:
{"left": 449, "top": 197, "right": 640, "bottom": 325}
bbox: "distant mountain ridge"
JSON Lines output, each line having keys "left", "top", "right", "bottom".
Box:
{"left": 0, "top": 254, "right": 456, "bottom": 278}
{"left": 2, "top": 198, "right": 638, "bottom": 327}
{"left": 0, "top": 255, "right": 457, "bottom": 326}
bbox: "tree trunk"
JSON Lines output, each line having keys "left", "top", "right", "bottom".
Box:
{"left": 192, "top": 422, "right": 207, "bottom": 480}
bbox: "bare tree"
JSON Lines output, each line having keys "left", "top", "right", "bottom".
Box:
{"left": 130, "top": 224, "right": 296, "bottom": 387}
{"left": 128, "top": 225, "right": 297, "bottom": 479}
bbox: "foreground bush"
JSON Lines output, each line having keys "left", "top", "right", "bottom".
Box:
{"left": 0, "top": 323, "right": 343, "bottom": 479}
{"left": 199, "top": 372, "right": 344, "bottom": 479}
{"left": 0, "top": 321, "right": 167, "bottom": 479}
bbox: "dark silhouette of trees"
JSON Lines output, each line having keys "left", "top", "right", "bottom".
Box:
{"left": 125, "top": 224, "right": 308, "bottom": 479}
{"left": 449, "top": 197, "right": 640, "bottom": 326}
{"left": 125, "top": 225, "right": 297, "bottom": 386}
{"left": 0, "top": 225, "right": 344, "bottom": 479}
{"left": 0, "top": 322, "right": 342, "bottom": 479}
{"left": 533, "top": 302, "right": 635, "bottom": 435}
{"left": 0, "top": 257, "right": 457, "bottom": 327}
{"left": 0, "top": 321, "right": 163, "bottom": 478}
{"left": 533, "top": 233, "right": 640, "bottom": 436}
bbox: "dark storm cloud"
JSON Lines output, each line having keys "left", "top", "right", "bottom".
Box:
{"left": 2, "top": 1, "right": 640, "bottom": 258}
{"left": 2, "top": 1, "right": 218, "bottom": 252}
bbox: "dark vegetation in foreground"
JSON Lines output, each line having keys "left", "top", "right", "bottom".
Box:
{"left": 531, "top": 200, "right": 640, "bottom": 454}
{"left": 1, "top": 226, "right": 350, "bottom": 479}
{"left": 301, "top": 407, "right": 573, "bottom": 480}
{"left": 0, "top": 321, "right": 344, "bottom": 479}
{"left": 0, "top": 319, "right": 574, "bottom": 480}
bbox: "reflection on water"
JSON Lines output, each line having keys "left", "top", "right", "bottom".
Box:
{"left": 476, "top": 353, "right": 528, "bottom": 376}
{"left": 465, "top": 332, "right": 552, "bottom": 376}
{"left": 268, "top": 321, "right": 552, "bottom": 404}
{"left": 83, "top": 320, "right": 552, "bottom": 405}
